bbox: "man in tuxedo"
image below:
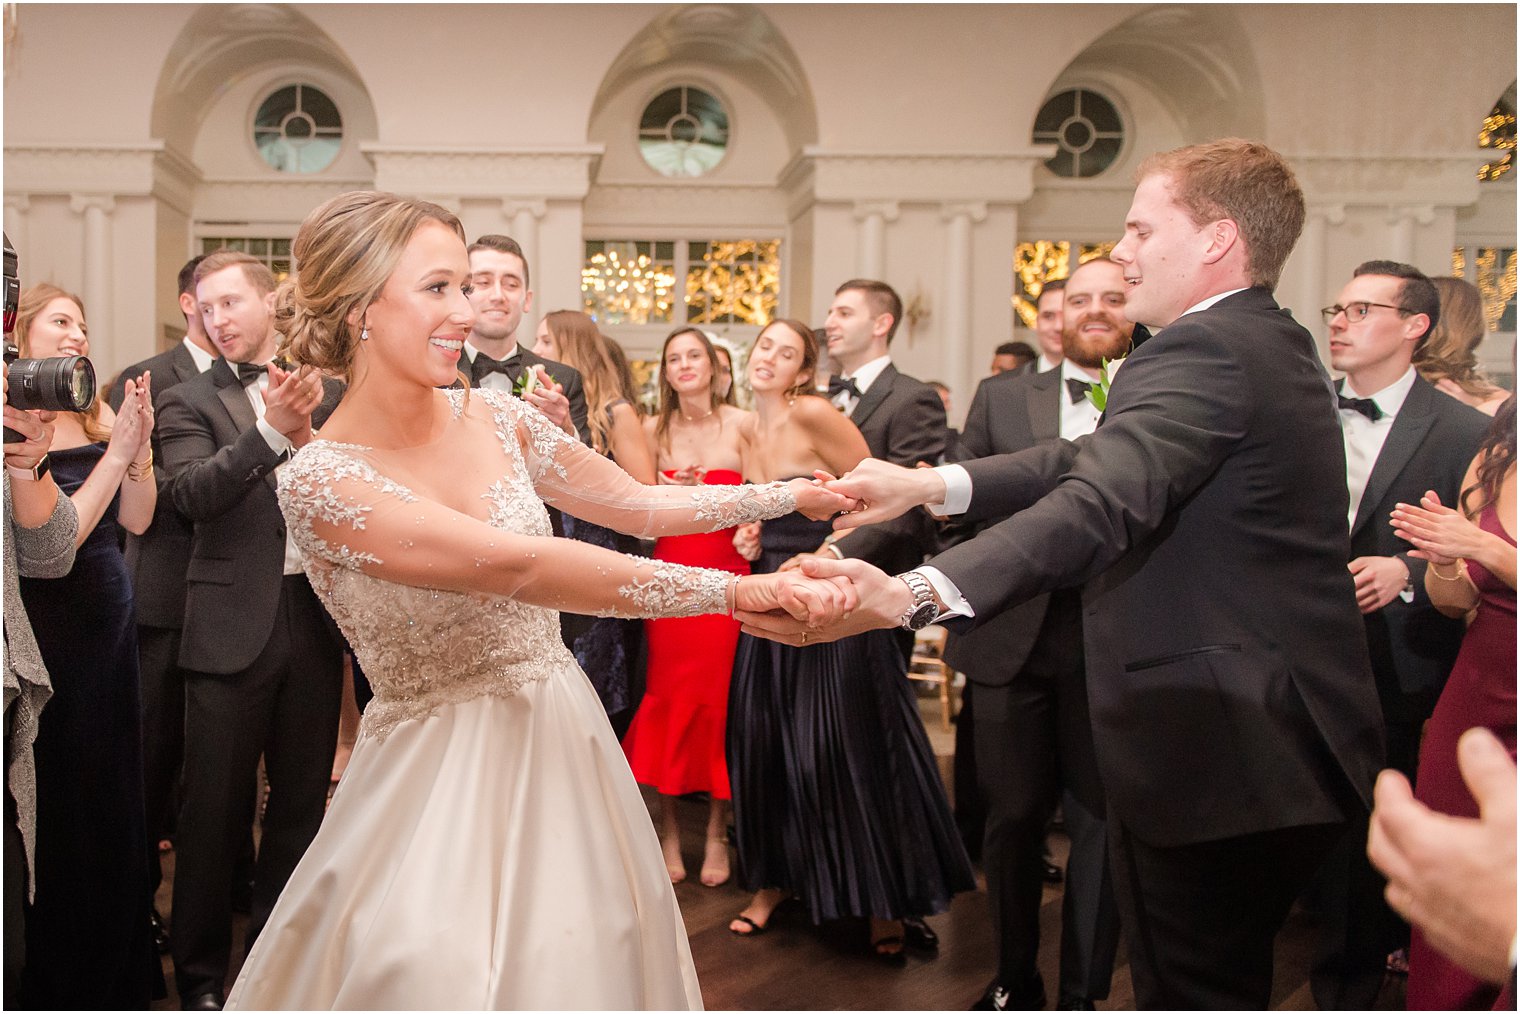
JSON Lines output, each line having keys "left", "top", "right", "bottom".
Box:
{"left": 463, "top": 234, "right": 588, "bottom": 443}
{"left": 950, "top": 258, "right": 1129, "bottom": 1011}
{"left": 157, "top": 251, "right": 344, "bottom": 1010}
{"left": 823, "top": 279, "right": 948, "bottom": 584}
{"left": 752, "top": 139, "right": 1385, "bottom": 1008}
{"left": 1310, "top": 260, "right": 1487, "bottom": 1009}
{"left": 990, "top": 341, "right": 1036, "bottom": 376}
{"left": 108, "top": 255, "right": 216, "bottom": 948}
{"left": 1019, "top": 279, "right": 1065, "bottom": 375}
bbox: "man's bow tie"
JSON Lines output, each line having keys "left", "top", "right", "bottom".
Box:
{"left": 1337, "top": 394, "right": 1384, "bottom": 423}
{"left": 471, "top": 352, "right": 522, "bottom": 386}
{"left": 1066, "top": 377, "right": 1095, "bottom": 405}
{"left": 828, "top": 375, "right": 862, "bottom": 400}
{"left": 235, "top": 362, "right": 267, "bottom": 388}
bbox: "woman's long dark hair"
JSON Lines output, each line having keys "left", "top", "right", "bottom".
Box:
{"left": 1460, "top": 393, "right": 1516, "bottom": 518}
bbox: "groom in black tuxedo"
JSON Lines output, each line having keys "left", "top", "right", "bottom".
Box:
{"left": 157, "top": 251, "right": 345, "bottom": 1009}
{"left": 749, "top": 139, "right": 1385, "bottom": 1009}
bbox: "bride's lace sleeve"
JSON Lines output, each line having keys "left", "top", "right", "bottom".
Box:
{"left": 278, "top": 441, "right": 736, "bottom": 619}
{"left": 491, "top": 391, "right": 795, "bottom": 535}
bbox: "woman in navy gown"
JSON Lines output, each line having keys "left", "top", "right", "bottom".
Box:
{"left": 727, "top": 319, "right": 975, "bottom": 959}
{"left": 1392, "top": 395, "right": 1516, "bottom": 1010}
{"left": 14, "top": 284, "right": 160, "bottom": 1007}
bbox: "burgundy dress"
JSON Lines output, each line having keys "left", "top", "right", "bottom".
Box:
{"left": 1407, "top": 503, "right": 1517, "bottom": 1011}
{"left": 621, "top": 469, "right": 749, "bottom": 800}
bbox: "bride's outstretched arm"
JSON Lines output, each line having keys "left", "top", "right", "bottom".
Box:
{"left": 507, "top": 393, "right": 855, "bottom": 536}
{"left": 279, "top": 444, "right": 855, "bottom": 624}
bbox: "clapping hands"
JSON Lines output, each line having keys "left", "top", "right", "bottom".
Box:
{"left": 105, "top": 372, "right": 155, "bottom": 467}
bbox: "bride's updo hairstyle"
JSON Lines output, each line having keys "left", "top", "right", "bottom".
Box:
{"left": 276, "top": 191, "right": 465, "bottom": 380}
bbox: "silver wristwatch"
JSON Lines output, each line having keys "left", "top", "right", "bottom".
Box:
{"left": 897, "top": 571, "right": 940, "bottom": 631}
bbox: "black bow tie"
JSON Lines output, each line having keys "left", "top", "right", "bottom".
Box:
{"left": 828, "top": 375, "right": 862, "bottom": 400}
{"left": 1338, "top": 394, "right": 1384, "bottom": 423}
{"left": 235, "top": 362, "right": 267, "bottom": 388}
{"left": 471, "top": 352, "right": 522, "bottom": 386}
{"left": 1066, "top": 377, "right": 1095, "bottom": 405}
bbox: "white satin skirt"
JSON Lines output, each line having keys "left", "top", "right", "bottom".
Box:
{"left": 225, "top": 663, "right": 703, "bottom": 1010}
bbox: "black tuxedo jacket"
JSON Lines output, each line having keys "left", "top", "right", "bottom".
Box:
{"left": 157, "top": 359, "right": 343, "bottom": 675}
{"left": 940, "top": 368, "right": 1065, "bottom": 683}
{"left": 110, "top": 342, "right": 205, "bottom": 629}
{"left": 928, "top": 288, "right": 1383, "bottom": 848}
{"left": 836, "top": 363, "right": 949, "bottom": 575}
{"left": 1343, "top": 374, "right": 1487, "bottom": 706}
{"left": 465, "top": 344, "right": 590, "bottom": 446}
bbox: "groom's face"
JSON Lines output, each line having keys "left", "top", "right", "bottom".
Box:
{"left": 1112, "top": 173, "right": 1212, "bottom": 329}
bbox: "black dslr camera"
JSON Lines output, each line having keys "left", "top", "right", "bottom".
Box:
{"left": 4, "top": 232, "right": 97, "bottom": 442}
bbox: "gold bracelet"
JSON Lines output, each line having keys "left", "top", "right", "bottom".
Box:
{"left": 727, "top": 575, "right": 739, "bottom": 618}
{"left": 1429, "top": 559, "right": 1467, "bottom": 582}
{"left": 127, "top": 449, "right": 154, "bottom": 483}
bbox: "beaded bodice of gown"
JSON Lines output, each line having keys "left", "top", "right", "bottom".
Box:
{"left": 277, "top": 388, "right": 795, "bottom": 739}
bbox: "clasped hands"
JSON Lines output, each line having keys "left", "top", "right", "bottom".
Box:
{"left": 737, "top": 459, "right": 947, "bottom": 645}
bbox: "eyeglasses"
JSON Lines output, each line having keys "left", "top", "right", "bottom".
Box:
{"left": 1320, "top": 301, "right": 1411, "bottom": 324}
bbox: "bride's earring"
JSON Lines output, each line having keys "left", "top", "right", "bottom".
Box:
{"left": 360, "top": 326, "right": 370, "bottom": 342}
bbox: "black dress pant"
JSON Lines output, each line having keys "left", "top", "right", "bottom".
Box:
{"left": 138, "top": 623, "right": 185, "bottom": 892}
{"left": 1111, "top": 818, "right": 1344, "bottom": 1010}
{"left": 974, "top": 591, "right": 1118, "bottom": 1004}
{"left": 171, "top": 575, "right": 343, "bottom": 999}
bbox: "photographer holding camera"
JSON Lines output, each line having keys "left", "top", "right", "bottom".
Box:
{"left": 12, "top": 282, "right": 160, "bottom": 1006}
{"left": 2, "top": 269, "right": 79, "bottom": 1005}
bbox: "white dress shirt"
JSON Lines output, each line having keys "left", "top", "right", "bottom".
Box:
{"left": 1058, "top": 361, "right": 1105, "bottom": 442}
{"left": 1340, "top": 366, "right": 1417, "bottom": 531}
{"left": 915, "top": 287, "right": 1249, "bottom": 621}
{"left": 243, "top": 364, "right": 305, "bottom": 576}
{"left": 182, "top": 335, "right": 216, "bottom": 374}
{"left": 831, "top": 354, "right": 892, "bottom": 415}
{"left": 1035, "top": 352, "right": 1061, "bottom": 374}
{"left": 463, "top": 340, "right": 520, "bottom": 393}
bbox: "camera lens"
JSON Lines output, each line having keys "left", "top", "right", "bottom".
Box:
{"left": 8, "top": 354, "right": 96, "bottom": 412}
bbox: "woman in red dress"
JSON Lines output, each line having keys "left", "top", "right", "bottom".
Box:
{"left": 1392, "top": 394, "right": 1516, "bottom": 1010}
{"left": 622, "top": 326, "right": 753, "bottom": 886}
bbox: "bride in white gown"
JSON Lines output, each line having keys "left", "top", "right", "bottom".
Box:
{"left": 224, "top": 192, "right": 856, "bottom": 1010}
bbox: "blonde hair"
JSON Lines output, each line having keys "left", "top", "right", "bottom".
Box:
{"left": 15, "top": 283, "right": 110, "bottom": 442}
{"left": 541, "top": 310, "right": 626, "bottom": 455}
{"left": 275, "top": 191, "right": 465, "bottom": 380}
{"left": 1415, "top": 276, "right": 1499, "bottom": 399}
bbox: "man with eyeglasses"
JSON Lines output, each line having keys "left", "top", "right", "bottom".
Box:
{"left": 1309, "top": 259, "right": 1489, "bottom": 1010}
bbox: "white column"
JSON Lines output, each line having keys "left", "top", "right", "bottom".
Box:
{"left": 1386, "top": 204, "right": 1434, "bottom": 265}
{"left": 941, "top": 201, "right": 987, "bottom": 414}
{"left": 1297, "top": 202, "right": 1344, "bottom": 362}
{"left": 852, "top": 201, "right": 899, "bottom": 280}
{"left": 3, "top": 195, "right": 29, "bottom": 264}
{"left": 502, "top": 198, "right": 548, "bottom": 274}
{"left": 70, "top": 194, "right": 115, "bottom": 358}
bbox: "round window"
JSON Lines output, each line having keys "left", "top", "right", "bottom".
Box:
{"left": 1032, "top": 88, "right": 1124, "bottom": 179}
{"left": 638, "top": 86, "right": 729, "bottom": 179}
{"left": 253, "top": 84, "right": 343, "bottom": 174}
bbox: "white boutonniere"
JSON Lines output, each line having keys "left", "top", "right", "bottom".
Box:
{"left": 513, "top": 368, "right": 541, "bottom": 398}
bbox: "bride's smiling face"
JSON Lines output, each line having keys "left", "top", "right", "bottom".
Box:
{"left": 359, "top": 219, "right": 475, "bottom": 388}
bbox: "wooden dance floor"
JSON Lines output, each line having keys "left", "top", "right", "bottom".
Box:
{"left": 150, "top": 698, "right": 1407, "bottom": 1010}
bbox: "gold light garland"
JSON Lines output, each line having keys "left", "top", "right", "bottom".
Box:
{"left": 581, "top": 245, "right": 677, "bottom": 326}
{"left": 684, "top": 240, "right": 780, "bottom": 326}
{"left": 1453, "top": 246, "right": 1519, "bottom": 332}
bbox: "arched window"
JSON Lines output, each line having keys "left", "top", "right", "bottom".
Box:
{"left": 253, "top": 83, "right": 344, "bottom": 174}
{"left": 637, "top": 86, "right": 729, "bottom": 178}
{"left": 1031, "top": 88, "right": 1124, "bottom": 179}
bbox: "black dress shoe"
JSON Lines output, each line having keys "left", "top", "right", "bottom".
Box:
{"left": 971, "top": 975, "right": 1045, "bottom": 1011}
{"left": 1042, "top": 857, "right": 1064, "bottom": 884}
{"left": 150, "top": 906, "right": 171, "bottom": 954}
{"left": 183, "top": 990, "right": 224, "bottom": 1011}
{"left": 902, "top": 916, "right": 939, "bottom": 951}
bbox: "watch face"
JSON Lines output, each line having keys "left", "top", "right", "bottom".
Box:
{"left": 907, "top": 602, "right": 938, "bottom": 630}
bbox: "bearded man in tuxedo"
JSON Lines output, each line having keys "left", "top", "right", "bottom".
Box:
{"left": 744, "top": 139, "right": 1384, "bottom": 1009}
